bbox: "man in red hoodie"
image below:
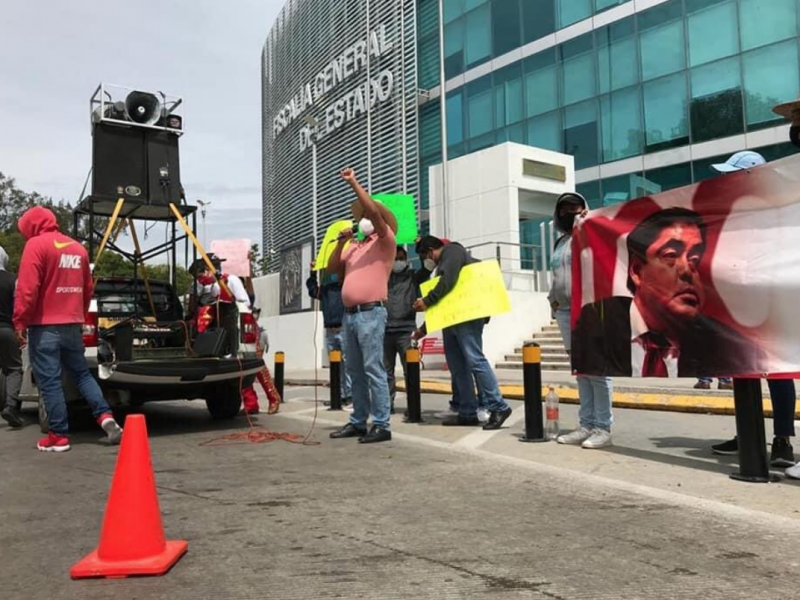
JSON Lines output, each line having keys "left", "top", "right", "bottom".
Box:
{"left": 13, "top": 207, "right": 123, "bottom": 452}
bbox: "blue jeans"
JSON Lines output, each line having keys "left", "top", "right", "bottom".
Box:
{"left": 555, "top": 308, "right": 614, "bottom": 431}
{"left": 326, "top": 329, "right": 352, "bottom": 399}
{"left": 343, "top": 307, "right": 391, "bottom": 430}
{"left": 28, "top": 325, "right": 111, "bottom": 435}
{"left": 442, "top": 318, "right": 509, "bottom": 419}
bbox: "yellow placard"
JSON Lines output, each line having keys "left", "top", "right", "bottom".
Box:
{"left": 420, "top": 260, "right": 511, "bottom": 332}
{"left": 314, "top": 220, "right": 353, "bottom": 271}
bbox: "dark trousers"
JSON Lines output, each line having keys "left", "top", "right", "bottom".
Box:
{"left": 0, "top": 326, "right": 22, "bottom": 409}
{"left": 769, "top": 379, "right": 797, "bottom": 437}
{"left": 383, "top": 330, "right": 413, "bottom": 405}
{"left": 218, "top": 303, "right": 239, "bottom": 356}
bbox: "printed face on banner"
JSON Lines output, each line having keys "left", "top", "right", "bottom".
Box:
{"left": 570, "top": 154, "right": 800, "bottom": 378}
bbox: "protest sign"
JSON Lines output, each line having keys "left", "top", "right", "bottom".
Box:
{"left": 571, "top": 154, "right": 800, "bottom": 378}
{"left": 314, "top": 220, "right": 353, "bottom": 270}
{"left": 210, "top": 239, "right": 251, "bottom": 277}
{"left": 420, "top": 260, "right": 511, "bottom": 332}
{"left": 355, "top": 195, "right": 417, "bottom": 244}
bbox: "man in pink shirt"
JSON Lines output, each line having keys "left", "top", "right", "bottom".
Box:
{"left": 328, "top": 168, "right": 397, "bottom": 444}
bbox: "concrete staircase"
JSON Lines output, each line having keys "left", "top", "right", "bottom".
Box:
{"left": 496, "top": 321, "right": 570, "bottom": 371}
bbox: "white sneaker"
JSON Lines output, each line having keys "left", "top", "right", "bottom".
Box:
{"left": 556, "top": 427, "right": 593, "bottom": 445}
{"left": 785, "top": 462, "right": 800, "bottom": 480}
{"left": 582, "top": 429, "right": 613, "bottom": 449}
{"left": 477, "top": 408, "right": 490, "bottom": 424}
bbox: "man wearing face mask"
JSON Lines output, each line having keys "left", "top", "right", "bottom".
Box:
{"left": 384, "top": 246, "right": 421, "bottom": 413}
{"left": 327, "top": 168, "right": 398, "bottom": 444}
{"left": 413, "top": 236, "right": 513, "bottom": 430}
{"left": 307, "top": 260, "right": 351, "bottom": 407}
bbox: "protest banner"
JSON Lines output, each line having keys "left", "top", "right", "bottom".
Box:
{"left": 372, "top": 194, "right": 418, "bottom": 244}
{"left": 420, "top": 260, "right": 511, "bottom": 332}
{"left": 571, "top": 153, "right": 800, "bottom": 378}
{"left": 210, "top": 239, "right": 251, "bottom": 277}
{"left": 314, "top": 220, "right": 353, "bottom": 271}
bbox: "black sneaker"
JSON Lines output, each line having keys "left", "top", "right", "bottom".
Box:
{"left": 342, "top": 397, "right": 353, "bottom": 407}
{"left": 771, "top": 437, "right": 795, "bottom": 468}
{"left": 1, "top": 406, "right": 26, "bottom": 428}
{"left": 441, "top": 415, "right": 481, "bottom": 427}
{"left": 329, "top": 423, "right": 367, "bottom": 439}
{"left": 711, "top": 437, "right": 738, "bottom": 455}
{"left": 358, "top": 426, "right": 391, "bottom": 444}
{"left": 483, "top": 407, "right": 513, "bottom": 431}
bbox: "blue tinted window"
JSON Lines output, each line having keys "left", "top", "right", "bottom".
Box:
{"left": 465, "top": 4, "right": 492, "bottom": 67}
{"left": 467, "top": 76, "right": 494, "bottom": 138}
{"left": 527, "top": 111, "right": 563, "bottom": 152}
{"left": 522, "top": 0, "right": 556, "bottom": 43}
{"left": 495, "top": 65, "right": 524, "bottom": 126}
{"left": 687, "top": 0, "right": 738, "bottom": 67}
{"left": 444, "top": 19, "right": 464, "bottom": 79}
{"left": 561, "top": 34, "right": 596, "bottom": 105}
{"left": 596, "top": 17, "right": 638, "bottom": 93}
{"left": 465, "top": 0, "right": 488, "bottom": 9}
{"left": 743, "top": 40, "right": 800, "bottom": 128}
{"left": 492, "top": 0, "right": 521, "bottom": 57}
{"left": 690, "top": 57, "right": 743, "bottom": 142}
{"left": 557, "top": 0, "right": 592, "bottom": 29}
{"left": 740, "top": 0, "right": 798, "bottom": 51}
{"left": 600, "top": 86, "right": 643, "bottom": 162}
{"left": 564, "top": 99, "right": 599, "bottom": 169}
{"left": 577, "top": 180, "right": 601, "bottom": 210}
{"left": 639, "top": 1, "right": 686, "bottom": 81}
{"left": 601, "top": 172, "right": 649, "bottom": 206}
{"left": 444, "top": 0, "right": 464, "bottom": 23}
{"left": 643, "top": 71, "right": 689, "bottom": 151}
{"left": 595, "top": 0, "right": 626, "bottom": 12}
{"left": 524, "top": 50, "right": 559, "bottom": 117}
{"left": 642, "top": 162, "right": 692, "bottom": 192}
{"left": 446, "top": 92, "right": 464, "bottom": 145}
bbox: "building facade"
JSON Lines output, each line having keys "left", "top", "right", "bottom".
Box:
{"left": 262, "top": 0, "right": 419, "bottom": 264}
{"left": 417, "top": 0, "right": 800, "bottom": 246}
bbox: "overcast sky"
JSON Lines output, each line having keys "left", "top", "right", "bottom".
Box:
{"left": 0, "top": 0, "right": 282, "bottom": 256}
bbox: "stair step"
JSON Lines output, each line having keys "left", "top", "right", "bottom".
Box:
{"left": 496, "top": 361, "right": 572, "bottom": 371}
{"left": 515, "top": 346, "right": 566, "bottom": 353}
{"left": 506, "top": 353, "right": 570, "bottom": 362}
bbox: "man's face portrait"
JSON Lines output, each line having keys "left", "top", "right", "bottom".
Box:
{"left": 629, "top": 211, "right": 707, "bottom": 328}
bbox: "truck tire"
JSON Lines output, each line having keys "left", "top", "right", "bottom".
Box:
{"left": 205, "top": 384, "right": 242, "bottom": 419}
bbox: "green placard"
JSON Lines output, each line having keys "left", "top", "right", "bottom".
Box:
{"left": 356, "top": 194, "right": 418, "bottom": 244}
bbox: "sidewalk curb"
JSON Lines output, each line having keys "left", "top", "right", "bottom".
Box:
{"left": 286, "top": 378, "right": 782, "bottom": 417}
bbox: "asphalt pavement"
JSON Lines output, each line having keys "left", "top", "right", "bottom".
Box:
{"left": 2, "top": 387, "right": 800, "bottom": 599}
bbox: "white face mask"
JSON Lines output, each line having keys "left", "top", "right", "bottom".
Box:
{"left": 358, "top": 218, "right": 375, "bottom": 237}
{"left": 423, "top": 258, "right": 436, "bottom": 271}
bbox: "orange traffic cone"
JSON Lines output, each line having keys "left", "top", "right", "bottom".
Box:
{"left": 70, "top": 414, "right": 188, "bottom": 579}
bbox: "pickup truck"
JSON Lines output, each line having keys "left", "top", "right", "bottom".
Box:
{"left": 11, "top": 277, "right": 265, "bottom": 431}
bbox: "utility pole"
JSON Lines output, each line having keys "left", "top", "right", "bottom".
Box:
{"left": 437, "top": 0, "right": 449, "bottom": 238}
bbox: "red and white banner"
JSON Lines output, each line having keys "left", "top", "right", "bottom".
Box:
{"left": 571, "top": 154, "right": 800, "bottom": 378}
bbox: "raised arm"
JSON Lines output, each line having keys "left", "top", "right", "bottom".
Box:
{"left": 340, "top": 168, "right": 388, "bottom": 238}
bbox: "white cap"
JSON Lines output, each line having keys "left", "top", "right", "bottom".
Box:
{"left": 711, "top": 151, "right": 766, "bottom": 173}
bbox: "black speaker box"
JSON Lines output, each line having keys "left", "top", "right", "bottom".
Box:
{"left": 92, "top": 122, "right": 181, "bottom": 205}
{"left": 193, "top": 329, "right": 228, "bottom": 358}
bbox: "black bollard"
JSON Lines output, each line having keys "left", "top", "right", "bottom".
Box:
{"left": 405, "top": 347, "right": 423, "bottom": 423}
{"left": 730, "top": 378, "right": 777, "bottom": 483}
{"left": 274, "top": 351, "right": 285, "bottom": 404}
{"left": 329, "top": 350, "right": 342, "bottom": 411}
{"left": 519, "top": 342, "right": 546, "bottom": 443}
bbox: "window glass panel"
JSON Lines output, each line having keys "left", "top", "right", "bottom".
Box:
{"left": 576, "top": 181, "right": 601, "bottom": 210}
{"left": 417, "top": 35, "right": 440, "bottom": 89}
{"left": 495, "top": 123, "right": 526, "bottom": 145}
{"left": 527, "top": 111, "right": 563, "bottom": 153}
{"left": 687, "top": 1, "right": 738, "bottom": 66}
{"left": 690, "top": 57, "right": 743, "bottom": 143}
{"left": 525, "top": 54, "right": 559, "bottom": 117}
{"left": 691, "top": 152, "right": 731, "bottom": 182}
{"left": 522, "top": 0, "right": 556, "bottom": 43}
{"left": 601, "top": 172, "right": 650, "bottom": 206}
{"left": 600, "top": 86, "right": 643, "bottom": 162}
{"left": 444, "top": 0, "right": 464, "bottom": 23}
{"left": 507, "top": 77, "right": 524, "bottom": 123}
{"left": 597, "top": 17, "right": 638, "bottom": 93}
{"left": 639, "top": 1, "right": 686, "bottom": 81}
{"left": 595, "top": 0, "right": 626, "bottom": 13}
{"left": 465, "top": 0, "right": 487, "bottom": 9}
{"left": 492, "top": 0, "right": 521, "bottom": 57}
{"left": 642, "top": 162, "right": 693, "bottom": 192}
{"left": 444, "top": 19, "right": 464, "bottom": 79}
{"left": 495, "top": 86, "right": 506, "bottom": 127}
{"left": 446, "top": 92, "right": 464, "bottom": 145}
{"left": 743, "top": 40, "right": 800, "bottom": 129}
{"left": 467, "top": 76, "right": 494, "bottom": 138}
{"left": 468, "top": 133, "right": 494, "bottom": 152}
{"left": 740, "top": 0, "right": 798, "bottom": 51}
{"left": 561, "top": 34, "right": 596, "bottom": 105}
{"left": 564, "top": 100, "right": 599, "bottom": 169}
{"left": 557, "top": 0, "right": 592, "bottom": 29}
{"left": 643, "top": 71, "right": 690, "bottom": 151}
{"left": 495, "top": 64, "right": 524, "bottom": 126}
{"left": 465, "top": 4, "right": 492, "bottom": 67}
{"left": 419, "top": 103, "right": 441, "bottom": 158}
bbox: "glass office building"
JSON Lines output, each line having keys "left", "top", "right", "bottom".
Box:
{"left": 417, "top": 0, "right": 800, "bottom": 239}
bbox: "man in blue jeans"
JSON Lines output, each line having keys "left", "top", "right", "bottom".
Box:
{"left": 13, "top": 207, "right": 123, "bottom": 453}
{"left": 327, "top": 168, "right": 397, "bottom": 444}
{"left": 413, "top": 236, "right": 512, "bottom": 430}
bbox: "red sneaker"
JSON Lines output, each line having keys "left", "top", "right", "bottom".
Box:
{"left": 97, "top": 413, "right": 123, "bottom": 445}
{"left": 37, "top": 432, "right": 71, "bottom": 453}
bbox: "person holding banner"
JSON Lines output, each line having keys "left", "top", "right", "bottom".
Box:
{"left": 413, "top": 236, "right": 512, "bottom": 431}
{"left": 306, "top": 261, "right": 352, "bottom": 407}
{"left": 327, "top": 168, "right": 397, "bottom": 444}
{"left": 384, "top": 246, "right": 419, "bottom": 414}
{"left": 549, "top": 193, "right": 615, "bottom": 449}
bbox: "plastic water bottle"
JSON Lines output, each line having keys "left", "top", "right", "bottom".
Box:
{"left": 545, "top": 387, "right": 560, "bottom": 441}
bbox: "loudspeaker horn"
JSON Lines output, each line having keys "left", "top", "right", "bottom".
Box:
{"left": 125, "top": 91, "right": 161, "bottom": 126}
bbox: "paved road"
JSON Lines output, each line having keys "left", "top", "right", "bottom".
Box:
{"left": 2, "top": 388, "right": 800, "bottom": 599}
